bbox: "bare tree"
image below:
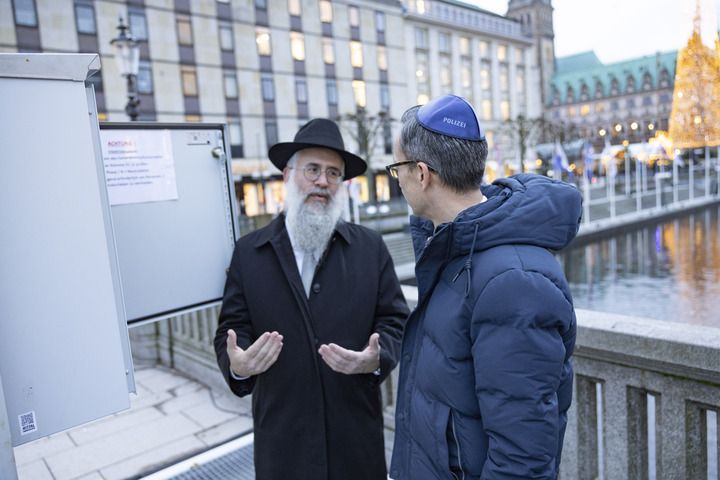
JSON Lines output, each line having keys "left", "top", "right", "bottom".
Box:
{"left": 337, "top": 108, "right": 391, "bottom": 204}
{"left": 501, "top": 114, "right": 545, "bottom": 173}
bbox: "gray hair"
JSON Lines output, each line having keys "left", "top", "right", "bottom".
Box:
{"left": 399, "top": 106, "right": 488, "bottom": 193}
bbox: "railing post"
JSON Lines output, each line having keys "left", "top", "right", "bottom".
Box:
{"left": 658, "top": 390, "right": 686, "bottom": 478}
{"left": 705, "top": 146, "right": 711, "bottom": 197}
{"left": 603, "top": 376, "right": 630, "bottom": 480}
{"left": 690, "top": 154, "right": 695, "bottom": 200}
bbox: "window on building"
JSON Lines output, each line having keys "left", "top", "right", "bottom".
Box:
{"left": 415, "top": 28, "right": 428, "bottom": 49}
{"left": 261, "top": 75, "right": 275, "bottom": 101}
{"left": 516, "top": 47, "right": 524, "bottom": 64}
{"left": 377, "top": 46, "right": 387, "bottom": 71}
{"left": 643, "top": 95, "right": 653, "bottom": 106}
{"left": 326, "top": 79, "right": 338, "bottom": 105}
{"left": 290, "top": 32, "right": 305, "bottom": 61}
{"left": 181, "top": 66, "right": 198, "bottom": 96}
{"left": 643, "top": 73, "right": 652, "bottom": 90}
{"left": 177, "top": 16, "right": 193, "bottom": 46}
{"left": 185, "top": 114, "right": 201, "bottom": 122}
{"left": 595, "top": 81, "right": 604, "bottom": 98}
{"left": 380, "top": 84, "right": 390, "bottom": 111}
{"left": 224, "top": 72, "right": 238, "bottom": 98}
{"left": 352, "top": 80, "right": 366, "bottom": 108}
{"left": 229, "top": 121, "right": 243, "bottom": 146}
{"left": 74, "top": 3, "right": 96, "bottom": 34}
{"left": 438, "top": 32, "right": 451, "bottom": 53}
{"left": 296, "top": 78, "right": 307, "bottom": 103}
{"left": 319, "top": 0, "right": 333, "bottom": 23}
{"left": 128, "top": 10, "right": 148, "bottom": 40}
{"left": 478, "top": 40, "right": 489, "bottom": 58}
{"left": 265, "top": 121, "right": 278, "bottom": 149}
{"left": 255, "top": 0, "right": 267, "bottom": 9}
{"left": 417, "top": 92, "right": 429, "bottom": 105}
{"left": 659, "top": 69, "right": 670, "bottom": 88}
{"left": 626, "top": 98, "right": 635, "bottom": 108}
{"left": 322, "top": 38, "right": 335, "bottom": 64}
{"left": 500, "top": 100, "right": 510, "bottom": 120}
{"left": 626, "top": 75, "right": 635, "bottom": 93}
{"left": 516, "top": 67, "right": 525, "bottom": 96}
{"left": 350, "top": 41, "right": 363, "bottom": 68}
{"left": 416, "top": 52, "right": 429, "bottom": 86}
{"left": 480, "top": 62, "right": 490, "bottom": 90}
{"left": 461, "top": 60, "right": 472, "bottom": 89}
{"left": 288, "top": 0, "right": 301, "bottom": 16}
{"left": 459, "top": 36, "right": 470, "bottom": 56}
{"left": 499, "top": 64, "right": 509, "bottom": 93}
{"left": 610, "top": 78, "right": 619, "bottom": 96}
{"left": 255, "top": 28, "right": 271, "bottom": 56}
{"left": 497, "top": 44, "right": 507, "bottom": 62}
{"left": 595, "top": 102, "right": 606, "bottom": 113}
{"left": 219, "top": 24, "right": 234, "bottom": 51}
{"left": 375, "top": 11, "right": 385, "bottom": 32}
{"left": 482, "top": 99, "right": 492, "bottom": 120}
{"left": 349, "top": 6, "right": 360, "bottom": 27}
{"left": 580, "top": 104, "right": 590, "bottom": 116}
{"left": 137, "top": 61, "right": 153, "bottom": 94}
{"left": 440, "top": 55, "right": 452, "bottom": 92}
{"left": 12, "top": 0, "right": 38, "bottom": 27}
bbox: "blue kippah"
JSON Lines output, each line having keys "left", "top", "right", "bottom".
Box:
{"left": 416, "top": 95, "right": 485, "bottom": 141}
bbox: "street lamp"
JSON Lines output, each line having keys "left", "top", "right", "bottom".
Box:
{"left": 110, "top": 17, "right": 141, "bottom": 121}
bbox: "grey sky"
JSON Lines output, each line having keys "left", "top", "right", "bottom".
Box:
{"left": 472, "top": 0, "right": 718, "bottom": 63}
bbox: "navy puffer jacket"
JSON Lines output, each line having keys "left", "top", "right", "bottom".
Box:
{"left": 390, "top": 174, "right": 582, "bottom": 480}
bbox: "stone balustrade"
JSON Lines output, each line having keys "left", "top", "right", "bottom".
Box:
{"left": 129, "top": 290, "right": 720, "bottom": 479}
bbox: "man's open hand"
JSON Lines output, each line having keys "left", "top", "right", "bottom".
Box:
{"left": 318, "top": 333, "right": 380, "bottom": 375}
{"left": 226, "top": 329, "right": 283, "bottom": 378}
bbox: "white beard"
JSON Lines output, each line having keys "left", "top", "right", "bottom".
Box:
{"left": 284, "top": 176, "right": 347, "bottom": 257}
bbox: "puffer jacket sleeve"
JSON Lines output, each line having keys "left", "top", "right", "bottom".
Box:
{"left": 469, "top": 268, "right": 574, "bottom": 479}
{"left": 372, "top": 237, "right": 410, "bottom": 383}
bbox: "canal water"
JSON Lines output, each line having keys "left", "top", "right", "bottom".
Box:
{"left": 560, "top": 204, "right": 720, "bottom": 327}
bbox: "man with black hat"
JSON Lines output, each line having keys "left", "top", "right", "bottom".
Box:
{"left": 214, "top": 118, "right": 408, "bottom": 480}
{"left": 387, "top": 95, "right": 582, "bottom": 480}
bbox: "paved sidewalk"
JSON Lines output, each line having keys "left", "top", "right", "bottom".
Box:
{"left": 13, "top": 366, "right": 253, "bottom": 480}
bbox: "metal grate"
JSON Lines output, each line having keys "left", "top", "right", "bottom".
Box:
{"left": 169, "top": 443, "right": 255, "bottom": 480}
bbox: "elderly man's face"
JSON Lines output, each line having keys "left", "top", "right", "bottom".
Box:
{"left": 284, "top": 148, "right": 344, "bottom": 205}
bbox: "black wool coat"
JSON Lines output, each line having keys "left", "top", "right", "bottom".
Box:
{"left": 214, "top": 215, "right": 409, "bottom": 480}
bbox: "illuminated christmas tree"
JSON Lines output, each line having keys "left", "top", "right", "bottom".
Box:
{"left": 668, "top": 0, "right": 720, "bottom": 148}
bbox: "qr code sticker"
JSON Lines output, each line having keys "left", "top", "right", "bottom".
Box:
{"left": 19, "top": 411, "right": 37, "bottom": 435}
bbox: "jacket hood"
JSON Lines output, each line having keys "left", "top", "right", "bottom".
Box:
{"left": 411, "top": 174, "right": 583, "bottom": 261}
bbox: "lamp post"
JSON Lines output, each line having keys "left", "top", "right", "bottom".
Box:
{"left": 110, "top": 17, "right": 141, "bottom": 121}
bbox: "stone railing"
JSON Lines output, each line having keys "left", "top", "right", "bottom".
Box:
{"left": 563, "top": 310, "right": 720, "bottom": 480}
{"left": 130, "top": 294, "right": 720, "bottom": 479}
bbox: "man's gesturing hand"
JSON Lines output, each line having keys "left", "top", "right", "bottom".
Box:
{"left": 226, "top": 329, "right": 284, "bottom": 378}
{"left": 318, "top": 333, "right": 380, "bottom": 375}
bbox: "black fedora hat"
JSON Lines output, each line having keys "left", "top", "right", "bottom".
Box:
{"left": 268, "top": 118, "right": 367, "bottom": 180}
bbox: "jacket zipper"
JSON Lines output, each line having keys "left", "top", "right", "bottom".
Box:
{"left": 450, "top": 411, "right": 466, "bottom": 480}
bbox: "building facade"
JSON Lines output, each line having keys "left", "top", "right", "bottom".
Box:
{"left": 2, "top": 0, "right": 550, "bottom": 214}
{"left": 547, "top": 50, "right": 677, "bottom": 149}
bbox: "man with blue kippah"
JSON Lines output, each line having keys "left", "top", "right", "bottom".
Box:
{"left": 387, "top": 95, "right": 583, "bottom": 480}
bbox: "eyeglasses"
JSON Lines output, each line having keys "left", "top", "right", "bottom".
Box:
{"left": 385, "top": 161, "right": 438, "bottom": 179}
{"left": 290, "top": 164, "right": 345, "bottom": 184}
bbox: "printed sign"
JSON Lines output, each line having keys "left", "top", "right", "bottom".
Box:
{"left": 19, "top": 411, "right": 37, "bottom": 435}
{"left": 100, "top": 129, "right": 179, "bottom": 206}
